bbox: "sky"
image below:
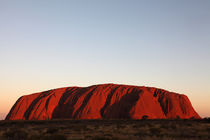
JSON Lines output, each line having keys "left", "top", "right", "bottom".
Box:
{"left": 0, "top": 0, "right": 209, "bottom": 120}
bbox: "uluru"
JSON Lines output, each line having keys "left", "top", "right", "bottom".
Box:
{"left": 6, "top": 84, "right": 200, "bottom": 120}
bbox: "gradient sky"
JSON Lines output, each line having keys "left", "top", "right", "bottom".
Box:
{"left": 0, "top": 0, "right": 210, "bottom": 120}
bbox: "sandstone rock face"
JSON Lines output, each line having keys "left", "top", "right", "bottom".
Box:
{"left": 6, "top": 84, "right": 200, "bottom": 120}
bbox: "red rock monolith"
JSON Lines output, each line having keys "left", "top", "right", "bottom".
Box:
{"left": 6, "top": 84, "right": 200, "bottom": 120}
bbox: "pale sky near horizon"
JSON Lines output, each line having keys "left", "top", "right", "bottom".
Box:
{"left": 0, "top": 0, "right": 210, "bottom": 120}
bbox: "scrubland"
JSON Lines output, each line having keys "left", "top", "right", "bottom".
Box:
{"left": 0, "top": 119, "right": 209, "bottom": 140}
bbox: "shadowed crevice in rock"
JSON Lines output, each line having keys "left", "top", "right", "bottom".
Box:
{"left": 52, "top": 87, "right": 81, "bottom": 119}
{"left": 179, "top": 95, "right": 188, "bottom": 115}
{"left": 154, "top": 89, "right": 166, "bottom": 98}
{"left": 100, "top": 86, "right": 120, "bottom": 117}
{"left": 160, "top": 98, "right": 170, "bottom": 116}
{"left": 45, "top": 94, "right": 56, "bottom": 111}
{"left": 103, "top": 88, "right": 142, "bottom": 119}
{"left": 24, "top": 90, "right": 53, "bottom": 120}
{"left": 73, "top": 86, "right": 98, "bottom": 118}
{"left": 155, "top": 89, "right": 170, "bottom": 116}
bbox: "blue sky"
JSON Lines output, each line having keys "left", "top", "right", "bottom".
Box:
{"left": 0, "top": 0, "right": 210, "bottom": 119}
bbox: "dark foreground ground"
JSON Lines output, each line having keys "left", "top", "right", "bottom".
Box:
{"left": 0, "top": 119, "right": 210, "bottom": 140}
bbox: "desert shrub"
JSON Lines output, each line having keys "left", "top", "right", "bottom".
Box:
{"left": 45, "top": 127, "right": 59, "bottom": 134}
{"left": 160, "top": 124, "right": 169, "bottom": 129}
{"left": 116, "top": 124, "right": 123, "bottom": 129}
{"left": 85, "top": 135, "right": 92, "bottom": 139}
{"left": 142, "top": 115, "right": 149, "bottom": 120}
{"left": 28, "top": 134, "right": 42, "bottom": 140}
{"left": 3, "top": 129, "right": 28, "bottom": 140}
{"left": 110, "top": 137, "right": 119, "bottom": 140}
{"left": 41, "top": 134, "right": 67, "bottom": 140}
{"left": 0, "top": 136, "right": 7, "bottom": 140}
{"left": 190, "top": 117, "right": 195, "bottom": 120}
{"left": 72, "top": 124, "right": 87, "bottom": 131}
{"left": 132, "top": 124, "right": 139, "bottom": 128}
{"left": 203, "top": 117, "right": 210, "bottom": 123}
{"left": 176, "top": 115, "right": 180, "bottom": 119}
{"left": 170, "top": 124, "right": 177, "bottom": 130}
{"left": 206, "top": 127, "right": 210, "bottom": 132}
{"left": 134, "top": 131, "right": 148, "bottom": 137}
{"left": 149, "top": 127, "right": 162, "bottom": 136}
{"left": 92, "top": 136, "right": 110, "bottom": 140}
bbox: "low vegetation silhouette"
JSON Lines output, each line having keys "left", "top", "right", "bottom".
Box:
{"left": 0, "top": 119, "right": 210, "bottom": 140}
